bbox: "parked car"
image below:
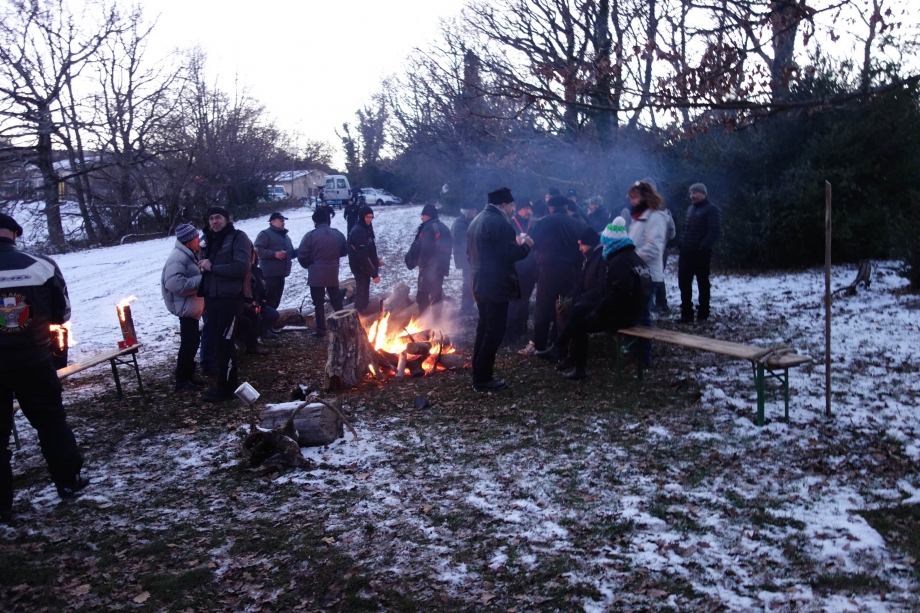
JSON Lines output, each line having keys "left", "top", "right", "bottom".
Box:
{"left": 322, "top": 174, "right": 352, "bottom": 205}
{"left": 361, "top": 188, "right": 402, "bottom": 206}
{"left": 264, "top": 185, "right": 287, "bottom": 201}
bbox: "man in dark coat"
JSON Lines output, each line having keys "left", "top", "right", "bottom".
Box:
{"left": 405, "top": 204, "right": 452, "bottom": 315}
{"left": 253, "top": 212, "right": 294, "bottom": 310}
{"left": 451, "top": 204, "right": 478, "bottom": 315}
{"left": 197, "top": 206, "right": 253, "bottom": 402}
{"left": 565, "top": 193, "right": 591, "bottom": 227}
{"left": 586, "top": 196, "right": 610, "bottom": 233}
{"left": 298, "top": 208, "right": 347, "bottom": 336}
{"left": 529, "top": 195, "right": 587, "bottom": 351}
{"left": 678, "top": 183, "right": 722, "bottom": 323}
{"left": 0, "top": 214, "right": 88, "bottom": 523}
{"left": 467, "top": 188, "right": 533, "bottom": 392}
{"left": 348, "top": 206, "right": 383, "bottom": 313}
{"left": 344, "top": 199, "right": 361, "bottom": 237}
{"left": 536, "top": 218, "right": 652, "bottom": 379}
{"left": 236, "top": 252, "right": 277, "bottom": 354}
{"left": 505, "top": 200, "right": 537, "bottom": 344}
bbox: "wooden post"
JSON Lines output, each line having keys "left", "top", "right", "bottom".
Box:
{"left": 825, "top": 181, "right": 832, "bottom": 418}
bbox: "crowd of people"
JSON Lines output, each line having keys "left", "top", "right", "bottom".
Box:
{"left": 0, "top": 182, "right": 720, "bottom": 519}
{"left": 464, "top": 182, "right": 722, "bottom": 392}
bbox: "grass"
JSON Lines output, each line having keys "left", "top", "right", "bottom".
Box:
{"left": 2, "top": 320, "right": 917, "bottom": 611}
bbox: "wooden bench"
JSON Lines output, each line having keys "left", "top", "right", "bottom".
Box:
{"left": 11, "top": 344, "right": 144, "bottom": 450}
{"left": 614, "top": 326, "right": 812, "bottom": 426}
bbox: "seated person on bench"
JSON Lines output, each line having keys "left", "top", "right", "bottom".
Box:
{"left": 536, "top": 218, "right": 652, "bottom": 380}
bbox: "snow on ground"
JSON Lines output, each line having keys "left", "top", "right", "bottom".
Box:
{"left": 8, "top": 202, "right": 920, "bottom": 610}
{"left": 46, "top": 203, "right": 431, "bottom": 365}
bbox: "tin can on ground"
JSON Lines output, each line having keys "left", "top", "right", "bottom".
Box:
{"left": 234, "top": 382, "right": 260, "bottom": 406}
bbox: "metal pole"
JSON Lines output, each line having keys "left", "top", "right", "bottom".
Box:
{"left": 824, "top": 181, "right": 832, "bottom": 417}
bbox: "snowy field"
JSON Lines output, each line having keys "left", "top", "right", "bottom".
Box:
{"left": 6, "top": 203, "right": 920, "bottom": 611}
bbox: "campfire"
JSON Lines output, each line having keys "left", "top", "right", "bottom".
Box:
{"left": 366, "top": 312, "right": 464, "bottom": 378}
{"left": 322, "top": 283, "right": 468, "bottom": 391}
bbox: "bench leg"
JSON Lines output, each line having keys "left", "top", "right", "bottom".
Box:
{"left": 110, "top": 358, "right": 124, "bottom": 399}
{"left": 755, "top": 363, "right": 765, "bottom": 426}
{"left": 131, "top": 352, "right": 145, "bottom": 396}
{"left": 11, "top": 417, "right": 21, "bottom": 451}
{"left": 783, "top": 368, "right": 790, "bottom": 421}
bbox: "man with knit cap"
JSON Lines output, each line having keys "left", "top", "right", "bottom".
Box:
{"left": 678, "top": 183, "right": 722, "bottom": 323}
{"left": 467, "top": 187, "right": 533, "bottom": 392}
{"left": 197, "top": 206, "right": 253, "bottom": 403}
{"left": 536, "top": 218, "right": 652, "bottom": 379}
{"left": 297, "top": 208, "right": 348, "bottom": 337}
{"left": 529, "top": 195, "right": 587, "bottom": 352}
{"left": 348, "top": 206, "right": 383, "bottom": 313}
{"left": 451, "top": 203, "right": 478, "bottom": 316}
{"left": 0, "top": 213, "right": 88, "bottom": 523}
{"left": 405, "top": 204, "right": 452, "bottom": 315}
{"left": 161, "top": 223, "right": 205, "bottom": 391}
{"left": 253, "top": 212, "right": 294, "bottom": 311}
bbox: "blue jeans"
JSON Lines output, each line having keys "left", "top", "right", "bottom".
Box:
{"left": 199, "top": 312, "right": 215, "bottom": 372}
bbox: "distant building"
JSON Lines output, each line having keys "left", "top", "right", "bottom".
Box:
{"left": 273, "top": 170, "right": 326, "bottom": 200}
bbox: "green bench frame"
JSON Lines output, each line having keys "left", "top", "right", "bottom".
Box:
{"left": 613, "top": 327, "right": 811, "bottom": 426}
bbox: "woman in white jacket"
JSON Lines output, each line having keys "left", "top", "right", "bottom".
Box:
{"left": 626, "top": 181, "right": 669, "bottom": 366}
{"left": 161, "top": 224, "right": 205, "bottom": 391}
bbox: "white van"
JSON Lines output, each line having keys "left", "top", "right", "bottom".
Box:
{"left": 322, "top": 175, "right": 352, "bottom": 204}
{"left": 266, "top": 185, "right": 287, "bottom": 201}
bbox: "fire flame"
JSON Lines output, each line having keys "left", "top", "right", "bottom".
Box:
{"left": 116, "top": 295, "right": 137, "bottom": 321}
{"left": 366, "top": 312, "right": 455, "bottom": 376}
{"left": 49, "top": 322, "right": 76, "bottom": 349}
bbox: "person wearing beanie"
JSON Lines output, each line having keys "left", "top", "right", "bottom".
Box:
{"left": 546, "top": 186, "right": 560, "bottom": 202}
{"left": 297, "top": 208, "right": 348, "bottom": 337}
{"left": 566, "top": 188, "right": 578, "bottom": 202}
{"left": 586, "top": 195, "right": 610, "bottom": 233}
{"left": 564, "top": 197, "right": 591, "bottom": 226}
{"left": 505, "top": 199, "right": 538, "bottom": 344}
{"left": 467, "top": 187, "right": 533, "bottom": 391}
{"left": 626, "top": 181, "right": 670, "bottom": 366}
{"left": 536, "top": 218, "right": 652, "bottom": 379}
{"left": 0, "top": 214, "right": 89, "bottom": 523}
{"left": 162, "top": 224, "right": 205, "bottom": 391}
{"left": 678, "top": 183, "right": 722, "bottom": 322}
{"left": 253, "top": 212, "right": 294, "bottom": 312}
{"left": 451, "top": 204, "right": 480, "bottom": 316}
{"left": 528, "top": 195, "right": 588, "bottom": 352}
{"left": 348, "top": 206, "right": 383, "bottom": 313}
{"left": 405, "top": 204, "right": 452, "bottom": 316}
{"left": 197, "top": 205, "right": 253, "bottom": 402}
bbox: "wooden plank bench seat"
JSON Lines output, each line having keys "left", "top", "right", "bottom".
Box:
{"left": 11, "top": 344, "right": 144, "bottom": 450}
{"left": 615, "top": 326, "right": 812, "bottom": 426}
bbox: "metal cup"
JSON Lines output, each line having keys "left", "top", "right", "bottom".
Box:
{"left": 234, "top": 382, "right": 260, "bottom": 406}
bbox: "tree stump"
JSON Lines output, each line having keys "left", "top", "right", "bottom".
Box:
{"left": 324, "top": 309, "right": 381, "bottom": 390}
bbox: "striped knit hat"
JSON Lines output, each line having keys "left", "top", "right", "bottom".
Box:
{"left": 602, "top": 217, "right": 629, "bottom": 241}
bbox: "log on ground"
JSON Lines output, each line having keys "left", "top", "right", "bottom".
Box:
{"left": 437, "top": 353, "right": 467, "bottom": 370}
{"left": 258, "top": 402, "right": 344, "bottom": 447}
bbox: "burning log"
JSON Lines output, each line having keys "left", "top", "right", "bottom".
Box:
{"left": 405, "top": 355, "right": 426, "bottom": 377}
{"left": 383, "top": 282, "right": 412, "bottom": 313}
{"left": 377, "top": 349, "right": 400, "bottom": 368}
{"left": 116, "top": 296, "right": 138, "bottom": 346}
{"left": 324, "top": 309, "right": 385, "bottom": 391}
{"left": 396, "top": 351, "right": 407, "bottom": 379}
{"left": 405, "top": 342, "right": 432, "bottom": 355}
{"left": 437, "top": 353, "right": 467, "bottom": 371}
{"left": 387, "top": 302, "right": 419, "bottom": 334}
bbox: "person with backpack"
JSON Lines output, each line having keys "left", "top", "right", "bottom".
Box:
{"left": 405, "top": 204, "right": 452, "bottom": 315}
{"left": 298, "top": 208, "right": 348, "bottom": 336}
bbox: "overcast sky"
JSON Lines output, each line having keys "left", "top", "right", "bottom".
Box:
{"left": 141, "top": 0, "right": 468, "bottom": 166}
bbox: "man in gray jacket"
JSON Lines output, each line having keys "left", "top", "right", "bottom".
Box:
{"left": 253, "top": 212, "right": 294, "bottom": 310}
{"left": 197, "top": 206, "right": 252, "bottom": 402}
{"left": 297, "top": 208, "right": 347, "bottom": 337}
{"left": 161, "top": 224, "right": 205, "bottom": 391}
